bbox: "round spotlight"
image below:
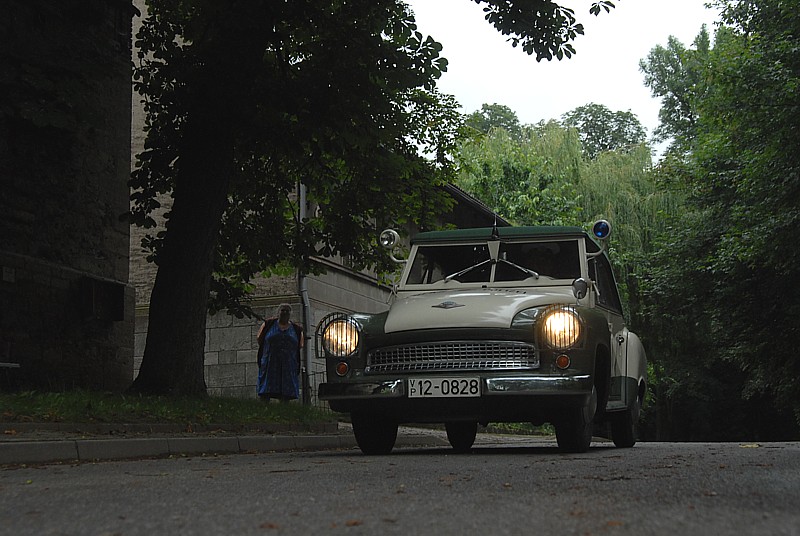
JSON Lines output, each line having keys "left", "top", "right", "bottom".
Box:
{"left": 379, "top": 229, "right": 400, "bottom": 249}
{"left": 592, "top": 220, "right": 611, "bottom": 240}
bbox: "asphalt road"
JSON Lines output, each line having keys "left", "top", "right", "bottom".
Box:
{"left": 1, "top": 439, "right": 798, "bottom": 535}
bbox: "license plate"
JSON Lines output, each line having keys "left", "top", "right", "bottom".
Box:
{"left": 408, "top": 377, "right": 481, "bottom": 398}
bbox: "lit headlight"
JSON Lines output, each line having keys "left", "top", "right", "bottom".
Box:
{"left": 541, "top": 307, "right": 582, "bottom": 350}
{"left": 322, "top": 318, "right": 360, "bottom": 357}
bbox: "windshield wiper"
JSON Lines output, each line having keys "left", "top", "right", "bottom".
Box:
{"left": 497, "top": 259, "right": 539, "bottom": 279}
{"left": 443, "top": 259, "right": 493, "bottom": 283}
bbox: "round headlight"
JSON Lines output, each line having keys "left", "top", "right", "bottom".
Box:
{"left": 541, "top": 307, "right": 582, "bottom": 350}
{"left": 322, "top": 318, "right": 360, "bottom": 357}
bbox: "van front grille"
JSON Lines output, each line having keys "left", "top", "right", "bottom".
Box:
{"left": 366, "top": 341, "right": 539, "bottom": 374}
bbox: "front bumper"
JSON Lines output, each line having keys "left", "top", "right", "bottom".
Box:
{"left": 318, "top": 373, "right": 593, "bottom": 423}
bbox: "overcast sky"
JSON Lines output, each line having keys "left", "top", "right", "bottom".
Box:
{"left": 406, "top": 0, "right": 720, "bottom": 142}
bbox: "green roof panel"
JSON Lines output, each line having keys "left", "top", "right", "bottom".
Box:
{"left": 412, "top": 226, "right": 587, "bottom": 245}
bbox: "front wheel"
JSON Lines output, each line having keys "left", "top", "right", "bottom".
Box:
{"left": 555, "top": 386, "right": 597, "bottom": 453}
{"left": 351, "top": 413, "right": 398, "bottom": 455}
{"left": 611, "top": 396, "right": 641, "bottom": 448}
{"left": 445, "top": 421, "right": 478, "bottom": 453}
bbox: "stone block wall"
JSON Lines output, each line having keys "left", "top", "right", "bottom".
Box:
{"left": 133, "top": 281, "right": 301, "bottom": 399}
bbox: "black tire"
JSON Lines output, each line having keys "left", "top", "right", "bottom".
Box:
{"left": 611, "top": 397, "right": 640, "bottom": 448}
{"left": 351, "top": 414, "right": 398, "bottom": 455}
{"left": 555, "top": 386, "right": 597, "bottom": 453}
{"left": 445, "top": 421, "right": 478, "bottom": 453}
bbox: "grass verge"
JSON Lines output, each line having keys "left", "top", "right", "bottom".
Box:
{"left": 0, "top": 390, "right": 333, "bottom": 426}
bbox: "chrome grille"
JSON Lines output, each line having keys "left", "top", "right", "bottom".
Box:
{"left": 366, "top": 341, "right": 539, "bottom": 373}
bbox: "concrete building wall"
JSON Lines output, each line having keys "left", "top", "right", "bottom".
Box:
{"left": 0, "top": 1, "right": 136, "bottom": 391}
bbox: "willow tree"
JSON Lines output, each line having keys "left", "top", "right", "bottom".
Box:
{"left": 455, "top": 121, "right": 583, "bottom": 226}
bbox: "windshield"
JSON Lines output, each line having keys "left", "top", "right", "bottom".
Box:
{"left": 406, "top": 244, "right": 491, "bottom": 284}
{"left": 405, "top": 240, "right": 581, "bottom": 285}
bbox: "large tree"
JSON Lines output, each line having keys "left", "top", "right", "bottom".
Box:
{"left": 129, "top": 0, "right": 619, "bottom": 395}
{"left": 560, "top": 103, "right": 647, "bottom": 159}
{"left": 639, "top": 25, "right": 712, "bottom": 151}
{"left": 464, "top": 103, "right": 523, "bottom": 138}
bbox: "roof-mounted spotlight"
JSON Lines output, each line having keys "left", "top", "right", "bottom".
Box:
{"left": 379, "top": 229, "right": 400, "bottom": 249}
{"left": 379, "top": 229, "right": 406, "bottom": 264}
{"left": 587, "top": 220, "right": 612, "bottom": 258}
{"left": 592, "top": 219, "right": 611, "bottom": 240}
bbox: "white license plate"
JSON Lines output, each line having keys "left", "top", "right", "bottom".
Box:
{"left": 408, "top": 377, "right": 481, "bottom": 398}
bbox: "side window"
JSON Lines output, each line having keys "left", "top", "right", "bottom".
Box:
{"left": 590, "top": 255, "right": 623, "bottom": 313}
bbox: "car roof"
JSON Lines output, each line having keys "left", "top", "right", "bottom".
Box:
{"left": 411, "top": 225, "right": 590, "bottom": 245}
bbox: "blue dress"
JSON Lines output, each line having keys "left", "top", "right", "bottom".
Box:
{"left": 257, "top": 321, "right": 301, "bottom": 400}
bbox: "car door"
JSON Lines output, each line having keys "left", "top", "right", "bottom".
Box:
{"left": 589, "top": 253, "right": 629, "bottom": 408}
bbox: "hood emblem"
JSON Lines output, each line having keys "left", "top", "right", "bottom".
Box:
{"left": 432, "top": 301, "right": 465, "bottom": 310}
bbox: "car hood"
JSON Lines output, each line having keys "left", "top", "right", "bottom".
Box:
{"left": 384, "top": 287, "right": 576, "bottom": 333}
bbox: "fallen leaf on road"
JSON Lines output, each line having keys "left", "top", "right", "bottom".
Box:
{"left": 740, "top": 443, "right": 761, "bottom": 448}
{"left": 345, "top": 520, "right": 363, "bottom": 527}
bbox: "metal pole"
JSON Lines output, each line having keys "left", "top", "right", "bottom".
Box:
{"left": 298, "top": 182, "right": 312, "bottom": 406}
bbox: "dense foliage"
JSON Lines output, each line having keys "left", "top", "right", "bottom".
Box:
{"left": 640, "top": 0, "right": 800, "bottom": 438}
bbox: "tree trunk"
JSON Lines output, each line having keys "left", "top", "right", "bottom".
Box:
{"left": 130, "top": 109, "right": 233, "bottom": 396}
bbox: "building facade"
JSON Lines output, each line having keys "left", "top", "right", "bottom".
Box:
{"left": 0, "top": 1, "right": 136, "bottom": 391}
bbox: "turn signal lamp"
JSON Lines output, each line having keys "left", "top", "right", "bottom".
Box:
{"left": 555, "top": 354, "right": 571, "bottom": 370}
{"left": 335, "top": 361, "right": 350, "bottom": 377}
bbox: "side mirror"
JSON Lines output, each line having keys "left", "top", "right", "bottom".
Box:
{"left": 572, "top": 278, "right": 588, "bottom": 300}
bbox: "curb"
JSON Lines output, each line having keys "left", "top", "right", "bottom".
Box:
{"left": 0, "top": 432, "right": 449, "bottom": 465}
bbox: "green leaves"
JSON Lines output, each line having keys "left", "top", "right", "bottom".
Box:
{"left": 590, "top": 1, "right": 615, "bottom": 16}
{"left": 473, "top": 0, "right": 599, "bottom": 61}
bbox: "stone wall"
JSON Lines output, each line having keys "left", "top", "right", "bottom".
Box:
{"left": 0, "top": 1, "right": 136, "bottom": 391}
{"left": 133, "top": 281, "right": 300, "bottom": 399}
{"left": 132, "top": 264, "right": 392, "bottom": 401}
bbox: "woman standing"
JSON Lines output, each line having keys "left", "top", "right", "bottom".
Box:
{"left": 257, "top": 303, "right": 304, "bottom": 402}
